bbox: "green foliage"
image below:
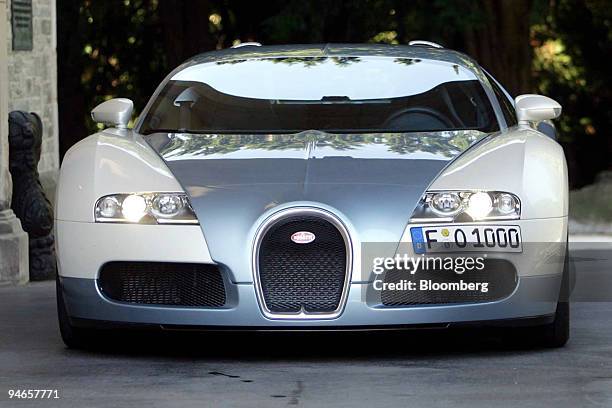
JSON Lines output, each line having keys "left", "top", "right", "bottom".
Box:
{"left": 68, "top": 0, "right": 167, "bottom": 133}
{"left": 533, "top": 0, "right": 611, "bottom": 141}
{"left": 570, "top": 172, "right": 612, "bottom": 222}
{"left": 531, "top": 0, "right": 611, "bottom": 185}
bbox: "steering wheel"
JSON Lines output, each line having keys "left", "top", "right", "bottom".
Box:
{"left": 383, "top": 107, "right": 454, "bottom": 131}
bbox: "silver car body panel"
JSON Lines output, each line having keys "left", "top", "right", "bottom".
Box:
{"left": 143, "top": 131, "right": 485, "bottom": 283}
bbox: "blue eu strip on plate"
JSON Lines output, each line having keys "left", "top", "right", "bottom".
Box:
{"left": 410, "top": 227, "right": 426, "bottom": 254}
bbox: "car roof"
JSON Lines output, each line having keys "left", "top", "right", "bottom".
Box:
{"left": 182, "top": 43, "right": 481, "bottom": 73}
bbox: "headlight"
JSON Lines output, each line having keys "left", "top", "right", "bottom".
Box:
{"left": 95, "top": 193, "right": 198, "bottom": 224}
{"left": 465, "top": 192, "right": 493, "bottom": 219}
{"left": 411, "top": 191, "right": 520, "bottom": 222}
{"left": 430, "top": 192, "right": 462, "bottom": 216}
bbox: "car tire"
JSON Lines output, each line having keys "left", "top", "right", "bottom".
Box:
{"left": 534, "top": 248, "right": 571, "bottom": 348}
{"left": 56, "top": 276, "right": 96, "bottom": 349}
{"left": 503, "top": 248, "right": 571, "bottom": 349}
{"left": 536, "top": 299, "right": 569, "bottom": 348}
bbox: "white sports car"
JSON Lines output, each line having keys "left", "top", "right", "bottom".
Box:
{"left": 55, "top": 42, "right": 569, "bottom": 348}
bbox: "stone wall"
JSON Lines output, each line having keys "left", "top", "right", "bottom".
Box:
{"left": 0, "top": 0, "right": 29, "bottom": 285}
{"left": 6, "top": 0, "right": 58, "bottom": 179}
{"left": 0, "top": 0, "right": 10, "bottom": 209}
{"left": 1, "top": 0, "right": 57, "bottom": 284}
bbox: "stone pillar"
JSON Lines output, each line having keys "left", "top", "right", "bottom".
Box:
{"left": 0, "top": 0, "right": 29, "bottom": 284}
{"left": 7, "top": 0, "right": 59, "bottom": 200}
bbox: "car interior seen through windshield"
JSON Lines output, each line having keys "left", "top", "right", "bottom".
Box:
{"left": 140, "top": 57, "right": 498, "bottom": 135}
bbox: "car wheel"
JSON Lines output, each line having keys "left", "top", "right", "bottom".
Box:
{"left": 503, "top": 249, "right": 571, "bottom": 349}
{"left": 56, "top": 276, "right": 95, "bottom": 349}
{"left": 535, "top": 248, "right": 571, "bottom": 348}
{"left": 536, "top": 298, "right": 569, "bottom": 348}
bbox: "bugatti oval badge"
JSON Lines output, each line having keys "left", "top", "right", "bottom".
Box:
{"left": 291, "top": 231, "right": 316, "bottom": 244}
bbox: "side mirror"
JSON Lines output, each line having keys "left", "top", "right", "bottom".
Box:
{"left": 514, "top": 94, "right": 561, "bottom": 124}
{"left": 91, "top": 98, "right": 133, "bottom": 129}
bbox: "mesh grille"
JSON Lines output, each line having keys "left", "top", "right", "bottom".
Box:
{"left": 381, "top": 259, "right": 517, "bottom": 306}
{"left": 98, "top": 262, "right": 226, "bottom": 307}
{"left": 258, "top": 215, "right": 348, "bottom": 314}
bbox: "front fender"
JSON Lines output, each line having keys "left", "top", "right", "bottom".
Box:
{"left": 428, "top": 128, "right": 568, "bottom": 219}
{"left": 56, "top": 129, "right": 184, "bottom": 222}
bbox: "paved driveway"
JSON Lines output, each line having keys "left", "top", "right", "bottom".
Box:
{"left": 0, "top": 246, "right": 611, "bottom": 407}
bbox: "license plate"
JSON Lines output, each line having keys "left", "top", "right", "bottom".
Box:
{"left": 411, "top": 225, "right": 522, "bottom": 254}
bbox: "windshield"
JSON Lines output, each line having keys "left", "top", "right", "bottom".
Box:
{"left": 140, "top": 56, "right": 499, "bottom": 135}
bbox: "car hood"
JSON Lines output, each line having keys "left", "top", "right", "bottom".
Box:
{"left": 145, "top": 130, "right": 484, "bottom": 282}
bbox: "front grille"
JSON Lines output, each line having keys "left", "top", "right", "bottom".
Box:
{"left": 98, "top": 262, "right": 226, "bottom": 307}
{"left": 381, "top": 259, "right": 517, "bottom": 306}
{"left": 257, "top": 214, "right": 348, "bottom": 314}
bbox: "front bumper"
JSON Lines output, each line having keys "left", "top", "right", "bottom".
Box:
{"left": 61, "top": 274, "right": 560, "bottom": 328}
{"left": 57, "top": 217, "right": 567, "bottom": 328}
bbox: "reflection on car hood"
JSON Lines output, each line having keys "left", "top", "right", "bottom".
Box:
{"left": 145, "top": 130, "right": 485, "bottom": 282}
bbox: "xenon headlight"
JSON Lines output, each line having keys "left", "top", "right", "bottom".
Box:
{"left": 411, "top": 191, "right": 520, "bottom": 222}
{"left": 95, "top": 193, "right": 198, "bottom": 224}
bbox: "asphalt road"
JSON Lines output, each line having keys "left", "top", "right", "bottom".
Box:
{"left": 1, "top": 246, "right": 611, "bottom": 408}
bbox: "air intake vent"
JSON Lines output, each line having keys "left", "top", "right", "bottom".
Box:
{"left": 381, "top": 259, "right": 517, "bottom": 306}
{"left": 98, "top": 262, "right": 226, "bottom": 307}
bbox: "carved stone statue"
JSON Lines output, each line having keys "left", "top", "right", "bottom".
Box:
{"left": 8, "top": 111, "right": 56, "bottom": 281}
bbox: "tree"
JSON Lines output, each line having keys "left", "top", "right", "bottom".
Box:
{"left": 57, "top": 0, "right": 167, "bottom": 157}
{"left": 159, "top": 0, "right": 216, "bottom": 69}
{"left": 532, "top": 0, "right": 612, "bottom": 186}
{"left": 56, "top": 0, "right": 87, "bottom": 157}
{"left": 462, "top": 0, "right": 534, "bottom": 96}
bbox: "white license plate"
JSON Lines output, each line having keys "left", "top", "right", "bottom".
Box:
{"left": 410, "top": 225, "right": 522, "bottom": 254}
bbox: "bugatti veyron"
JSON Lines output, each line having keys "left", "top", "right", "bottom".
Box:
{"left": 55, "top": 42, "right": 569, "bottom": 348}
